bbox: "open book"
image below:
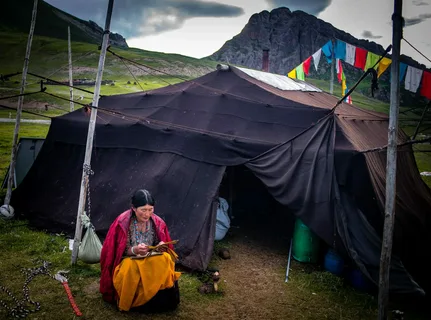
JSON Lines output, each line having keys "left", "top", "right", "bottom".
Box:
{"left": 148, "top": 240, "right": 179, "bottom": 251}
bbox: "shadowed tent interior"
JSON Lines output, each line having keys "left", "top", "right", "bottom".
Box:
{"left": 11, "top": 65, "right": 431, "bottom": 297}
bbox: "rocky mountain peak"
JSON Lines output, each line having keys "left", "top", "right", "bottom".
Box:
{"left": 209, "top": 7, "right": 389, "bottom": 75}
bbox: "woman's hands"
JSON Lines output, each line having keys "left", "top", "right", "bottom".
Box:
{"left": 131, "top": 241, "right": 167, "bottom": 256}
{"left": 132, "top": 243, "right": 149, "bottom": 256}
{"left": 157, "top": 241, "right": 167, "bottom": 252}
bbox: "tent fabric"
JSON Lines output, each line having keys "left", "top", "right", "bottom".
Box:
{"left": 11, "top": 65, "right": 431, "bottom": 295}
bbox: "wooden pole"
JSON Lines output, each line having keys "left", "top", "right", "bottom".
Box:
{"left": 4, "top": 0, "right": 38, "bottom": 206}
{"left": 71, "top": 0, "right": 115, "bottom": 264}
{"left": 329, "top": 39, "right": 335, "bottom": 94}
{"left": 68, "top": 26, "right": 74, "bottom": 112}
{"left": 378, "top": 1, "right": 403, "bottom": 319}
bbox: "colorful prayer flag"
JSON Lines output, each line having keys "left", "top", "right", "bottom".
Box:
{"left": 364, "top": 52, "right": 380, "bottom": 71}
{"left": 322, "top": 41, "right": 333, "bottom": 64}
{"left": 405, "top": 66, "right": 423, "bottom": 93}
{"left": 312, "top": 49, "right": 322, "bottom": 71}
{"left": 354, "top": 47, "right": 367, "bottom": 69}
{"left": 377, "top": 57, "right": 392, "bottom": 78}
{"left": 345, "top": 43, "right": 356, "bottom": 66}
{"left": 420, "top": 71, "right": 431, "bottom": 99}
{"left": 303, "top": 56, "right": 312, "bottom": 76}
{"left": 296, "top": 63, "right": 305, "bottom": 81}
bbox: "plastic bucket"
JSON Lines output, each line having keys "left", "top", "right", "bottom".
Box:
{"left": 323, "top": 249, "right": 344, "bottom": 275}
{"left": 292, "top": 219, "right": 320, "bottom": 263}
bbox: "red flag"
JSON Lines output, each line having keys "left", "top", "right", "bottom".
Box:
{"left": 420, "top": 71, "right": 431, "bottom": 100}
{"left": 337, "top": 59, "right": 343, "bottom": 83}
{"left": 354, "top": 47, "right": 367, "bottom": 70}
{"left": 303, "top": 56, "right": 312, "bottom": 76}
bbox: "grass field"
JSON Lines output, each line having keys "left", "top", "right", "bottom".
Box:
{"left": 0, "top": 220, "right": 396, "bottom": 320}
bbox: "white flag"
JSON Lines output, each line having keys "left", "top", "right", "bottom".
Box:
{"left": 312, "top": 49, "right": 322, "bottom": 71}
{"left": 405, "top": 66, "right": 423, "bottom": 92}
{"left": 345, "top": 43, "right": 356, "bottom": 66}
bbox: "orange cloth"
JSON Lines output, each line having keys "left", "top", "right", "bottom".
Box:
{"left": 113, "top": 252, "right": 181, "bottom": 311}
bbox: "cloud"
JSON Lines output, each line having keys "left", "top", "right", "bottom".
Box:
{"left": 45, "top": 0, "right": 244, "bottom": 38}
{"left": 404, "top": 13, "right": 431, "bottom": 27}
{"left": 265, "top": 0, "right": 332, "bottom": 15}
{"left": 413, "top": 0, "right": 429, "bottom": 6}
{"left": 361, "top": 30, "right": 383, "bottom": 39}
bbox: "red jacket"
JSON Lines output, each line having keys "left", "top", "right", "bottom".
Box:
{"left": 99, "top": 209, "right": 173, "bottom": 303}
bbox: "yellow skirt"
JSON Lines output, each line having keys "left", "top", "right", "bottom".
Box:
{"left": 113, "top": 252, "right": 181, "bottom": 311}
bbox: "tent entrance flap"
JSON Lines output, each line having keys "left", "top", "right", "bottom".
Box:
{"left": 218, "top": 165, "right": 296, "bottom": 248}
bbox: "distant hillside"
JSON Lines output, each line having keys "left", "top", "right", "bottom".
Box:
{"left": 0, "top": 0, "right": 128, "bottom": 48}
{"left": 0, "top": 30, "right": 217, "bottom": 114}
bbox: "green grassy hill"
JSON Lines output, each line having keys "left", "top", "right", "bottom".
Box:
{"left": 0, "top": 0, "right": 127, "bottom": 47}
{"left": 0, "top": 30, "right": 217, "bottom": 115}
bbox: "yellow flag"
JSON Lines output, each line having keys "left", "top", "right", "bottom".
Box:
{"left": 342, "top": 79, "right": 347, "bottom": 96}
{"left": 288, "top": 69, "right": 296, "bottom": 79}
{"left": 377, "top": 57, "right": 392, "bottom": 78}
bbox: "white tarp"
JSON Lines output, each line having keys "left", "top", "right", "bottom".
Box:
{"left": 237, "top": 67, "right": 322, "bottom": 92}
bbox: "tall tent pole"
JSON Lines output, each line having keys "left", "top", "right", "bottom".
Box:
{"left": 71, "top": 0, "right": 115, "bottom": 265}
{"left": 329, "top": 39, "right": 335, "bottom": 94}
{"left": 4, "top": 0, "right": 38, "bottom": 206}
{"left": 68, "top": 26, "right": 74, "bottom": 112}
{"left": 378, "top": 0, "right": 403, "bottom": 319}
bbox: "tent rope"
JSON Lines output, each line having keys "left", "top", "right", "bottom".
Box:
{"left": 361, "top": 137, "right": 431, "bottom": 153}
{"left": 0, "top": 104, "right": 52, "bottom": 119}
{"left": 0, "top": 261, "right": 53, "bottom": 318}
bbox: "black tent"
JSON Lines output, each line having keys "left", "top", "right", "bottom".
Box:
{"left": 12, "top": 65, "right": 431, "bottom": 295}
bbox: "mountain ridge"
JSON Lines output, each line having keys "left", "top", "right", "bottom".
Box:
{"left": 0, "top": 0, "right": 128, "bottom": 48}
{"left": 208, "top": 7, "right": 430, "bottom": 106}
{"left": 209, "top": 7, "right": 427, "bottom": 74}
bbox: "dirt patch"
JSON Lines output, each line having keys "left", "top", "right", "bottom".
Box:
{"left": 172, "top": 226, "right": 367, "bottom": 320}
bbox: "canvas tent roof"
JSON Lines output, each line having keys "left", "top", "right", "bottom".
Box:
{"left": 11, "top": 65, "right": 431, "bottom": 296}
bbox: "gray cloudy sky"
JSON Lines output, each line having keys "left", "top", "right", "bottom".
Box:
{"left": 46, "top": 0, "right": 431, "bottom": 67}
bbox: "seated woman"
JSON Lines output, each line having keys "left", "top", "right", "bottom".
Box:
{"left": 100, "top": 189, "right": 181, "bottom": 311}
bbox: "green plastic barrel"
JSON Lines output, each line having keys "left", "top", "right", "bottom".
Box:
{"left": 292, "top": 218, "right": 320, "bottom": 263}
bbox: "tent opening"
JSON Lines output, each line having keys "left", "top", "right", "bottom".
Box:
{"left": 217, "top": 165, "right": 295, "bottom": 252}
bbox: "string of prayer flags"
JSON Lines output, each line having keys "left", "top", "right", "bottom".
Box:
{"left": 286, "top": 38, "right": 429, "bottom": 99}
{"left": 336, "top": 59, "right": 352, "bottom": 103}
